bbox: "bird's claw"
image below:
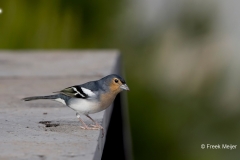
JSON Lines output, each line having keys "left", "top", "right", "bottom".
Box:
{"left": 90, "top": 124, "right": 103, "bottom": 129}
{"left": 90, "top": 124, "right": 104, "bottom": 138}
{"left": 80, "top": 126, "right": 99, "bottom": 130}
{"left": 79, "top": 123, "right": 104, "bottom": 138}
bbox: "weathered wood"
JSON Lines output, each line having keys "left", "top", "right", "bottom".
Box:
{"left": 0, "top": 50, "right": 119, "bottom": 160}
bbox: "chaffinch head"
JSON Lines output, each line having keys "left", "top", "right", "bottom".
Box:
{"left": 23, "top": 74, "right": 129, "bottom": 133}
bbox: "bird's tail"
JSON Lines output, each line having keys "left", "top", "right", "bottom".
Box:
{"left": 22, "top": 95, "right": 58, "bottom": 101}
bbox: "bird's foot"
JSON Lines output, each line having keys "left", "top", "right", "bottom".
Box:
{"left": 79, "top": 122, "right": 104, "bottom": 137}
{"left": 80, "top": 126, "right": 99, "bottom": 130}
{"left": 90, "top": 124, "right": 103, "bottom": 129}
{"left": 90, "top": 124, "right": 104, "bottom": 137}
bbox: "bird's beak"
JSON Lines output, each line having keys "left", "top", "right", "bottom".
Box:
{"left": 120, "top": 84, "right": 130, "bottom": 91}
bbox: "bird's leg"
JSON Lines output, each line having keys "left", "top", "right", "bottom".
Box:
{"left": 76, "top": 113, "right": 98, "bottom": 130}
{"left": 86, "top": 114, "right": 103, "bottom": 129}
{"left": 86, "top": 114, "right": 104, "bottom": 137}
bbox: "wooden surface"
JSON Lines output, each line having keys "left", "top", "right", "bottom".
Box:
{"left": 0, "top": 50, "right": 119, "bottom": 160}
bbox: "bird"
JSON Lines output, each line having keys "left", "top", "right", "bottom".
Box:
{"left": 22, "top": 74, "right": 129, "bottom": 132}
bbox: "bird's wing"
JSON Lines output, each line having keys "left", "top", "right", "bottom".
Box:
{"left": 55, "top": 85, "right": 96, "bottom": 99}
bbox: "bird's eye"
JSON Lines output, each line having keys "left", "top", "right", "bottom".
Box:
{"left": 114, "top": 79, "right": 119, "bottom": 83}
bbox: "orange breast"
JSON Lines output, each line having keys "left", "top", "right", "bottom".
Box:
{"left": 99, "top": 92, "right": 117, "bottom": 110}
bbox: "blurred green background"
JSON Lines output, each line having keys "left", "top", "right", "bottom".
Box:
{"left": 1, "top": 0, "right": 240, "bottom": 159}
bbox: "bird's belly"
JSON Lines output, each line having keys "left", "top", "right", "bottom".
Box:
{"left": 68, "top": 98, "right": 101, "bottom": 114}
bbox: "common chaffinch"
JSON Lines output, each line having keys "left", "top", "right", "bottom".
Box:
{"left": 23, "top": 74, "right": 129, "bottom": 131}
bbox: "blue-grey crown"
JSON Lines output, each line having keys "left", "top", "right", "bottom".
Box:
{"left": 101, "top": 74, "right": 126, "bottom": 84}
